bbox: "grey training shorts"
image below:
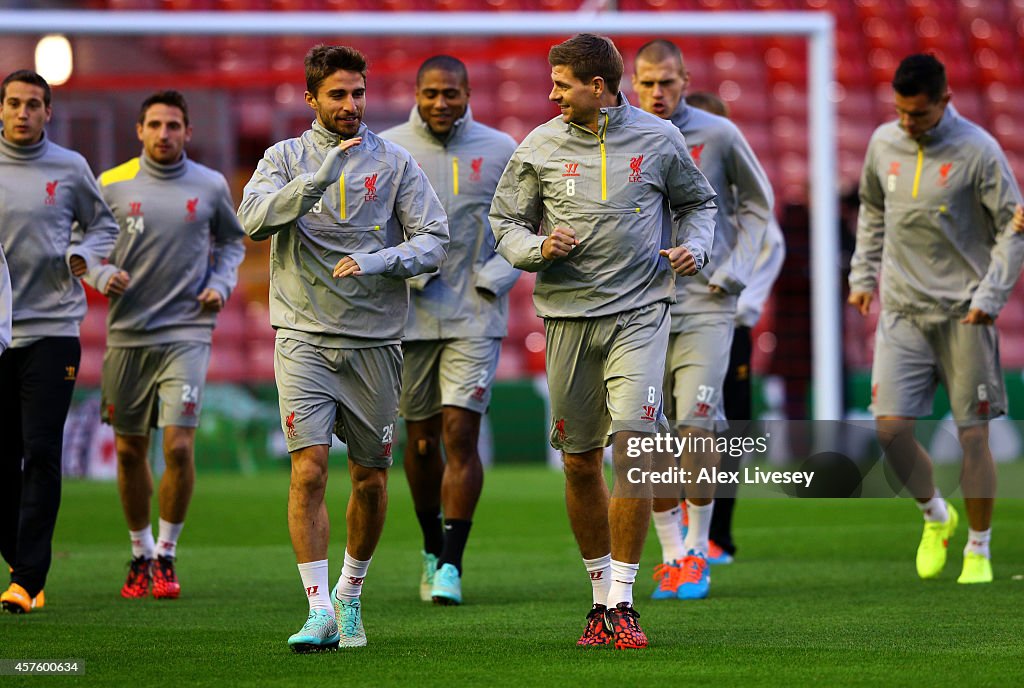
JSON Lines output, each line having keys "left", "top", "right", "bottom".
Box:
{"left": 544, "top": 302, "right": 671, "bottom": 453}
{"left": 274, "top": 337, "right": 401, "bottom": 468}
{"left": 664, "top": 312, "right": 735, "bottom": 431}
{"left": 100, "top": 341, "right": 211, "bottom": 436}
{"left": 400, "top": 337, "right": 502, "bottom": 421}
{"left": 870, "top": 311, "right": 1005, "bottom": 426}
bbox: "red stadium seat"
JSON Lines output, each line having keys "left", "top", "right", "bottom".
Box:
{"left": 80, "top": 303, "right": 109, "bottom": 348}
{"left": 78, "top": 346, "right": 106, "bottom": 387}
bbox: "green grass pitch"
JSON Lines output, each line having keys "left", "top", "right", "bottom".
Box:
{"left": 4, "top": 465, "right": 1024, "bottom": 686}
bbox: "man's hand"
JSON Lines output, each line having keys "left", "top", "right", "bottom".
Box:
{"left": 69, "top": 255, "right": 87, "bottom": 278}
{"left": 313, "top": 138, "right": 362, "bottom": 191}
{"left": 541, "top": 226, "right": 578, "bottom": 260}
{"left": 197, "top": 288, "right": 225, "bottom": 312}
{"left": 105, "top": 270, "right": 131, "bottom": 297}
{"left": 1013, "top": 204, "right": 1024, "bottom": 233}
{"left": 848, "top": 291, "right": 873, "bottom": 316}
{"left": 961, "top": 308, "right": 993, "bottom": 325}
{"left": 659, "top": 246, "right": 697, "bottom": 276}
{"left": 333, "top": 256, "right": 363, "bottom": 279}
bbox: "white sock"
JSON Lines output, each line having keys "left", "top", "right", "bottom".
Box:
{"left": 606, "top": 560, "right": 639, "bottom": 608}
{"left": 583, "top": 554, "right": 611, "bottom": 606}
{"left": 130, "top": 526, "right": 155, "bottom": 560}
{"left": 335, "top": 550, "right": 371, "bottom": 600}
{"left": 156, "top": 519, "right": 184, "bottom": 559}
{"left": 653, "top": 506, "right": 686, "bottom": 563}
{"left": 297, "top": 560, "right": 333, "bottom": 614}
{"left": 965, "top": 528, "right": 991, "bottom": 559}
{"left": 917, "top": 490, "right": 948, "bottom": 523}
{"left": 683, "top": 501, "right": 714, "bottom": 556}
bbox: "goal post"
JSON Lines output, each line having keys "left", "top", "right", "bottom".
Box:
{"left": 1, "top": 9, "right": 841, "bottom": 420}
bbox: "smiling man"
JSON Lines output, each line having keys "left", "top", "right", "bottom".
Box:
{"left": 238, "top": 45, "right": 448, "bottom": 653}
{"left": 0, "top": 69, "right": 119, "bottom": 614}
{"left": 86, "top": 90, "right": 246, "bottom": 602}
{"left": 380, "top": 56, "right": 518, "bottom": 607}
{"left": 490, "top": 33, "right": 716, "bottom": 649}
{"left": 850, "top": 54, "right": 1024, "bottom": 585}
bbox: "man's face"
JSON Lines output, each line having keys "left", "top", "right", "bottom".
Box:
{"left": 416, "top": 68, "right": 469, "bottom": 137}
{"left": 137, "top": 103, "right": 191, "bottom": 164}
{"left": 632, "top": 57, "right": 688, "bottom": 119}
{"left": 549, "top": 64, "right": 600, "bottom": 127}
{"left": 306, "top": 69, "right": 366, "bottom": 139}
{"left": 0, "top": 81, "right": 51, "bottom": 146}
{"left": 894, "top": 91, "right": 949, "bottom": 139}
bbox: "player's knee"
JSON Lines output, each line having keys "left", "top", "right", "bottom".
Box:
{"left": 291, "top": 457, "right": 328, "bottom": 493}
{"left": 22, "top": 438, "right": 62, "bottom": 475}
{"left": 351, "top": 467, "right": 387, "bottom": 503}
{"left": 163, "top": 436, "right": 194, "bottom": 468}
{"left": 562, "top": 452, "right": 602, "bottom": 482}
{"left": 116, "top": 438, "right": 148, "bottom": 466}
{"left": 412, "top": 437, "right": 436, "bottom": 458}
{"left": 958, "top": 425, "right": 989, "bottom": 456}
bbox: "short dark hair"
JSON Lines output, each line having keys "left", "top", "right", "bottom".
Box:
{"left": 635, "top": 39, "right": 685, "bottom": 71}
{"left": 417, "top": 55, "right": 469, "bottom": 89}
{"left": 686, "top": 91, "right": 729, "bottom": 118}
{"left": 1, "top": 70, "right": 51, "bottom": 107}
{"left": 892, "top": 54, "right": 947, "bottom": 103}
{"left": 139, "top": 90, "right": 189, "bottom": 126}
{"left": 548, "top": 33, "right": 623, "bottom": 95}
{"left": 305, "top": 44, "right": 367, "bottom": 96}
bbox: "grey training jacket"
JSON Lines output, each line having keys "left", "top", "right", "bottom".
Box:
{"left": 489, "top": 94, "right": 717, "bottom": 320}
{"left": 667, "top": 101, "right": 774, "bottom": 321}
{"left": 736, "top": 217, "right": 785, "bottom": 328}
{"left": 86, "top": 151, "right": 247, "bottom": 347}
{"left": 380, "top": 106, "right": 519, "bottom": 340}
{"left": 238, "top": 121, "right": 449, "bottom": 347}
{"left": 0, "top": 131, "right": 119, "bottom": 345}
{"left": 851, "top": 105, "right": 1024, "bottom": 317}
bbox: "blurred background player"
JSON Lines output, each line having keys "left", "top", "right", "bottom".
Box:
{"left": 849, "top": 54, "right": 1024, "bottom": 585}
{"left": 239, "top": 45, "right": 448, "bottom": 652}
{"left": 491, "top": 33, "right": 716, "bottom": 649}
{"left": 631, "top": 41, "right": 772, "bottom": 601}
{"left": 0, "top": 69, "right": 119, "bottom": 614}
{"left": 0, "top": 243, "right": 10, "bottom": 356}
{"left": 685, "top": 90, "right": 786, "bottom": 564}
{"left": 86, "top": 90, "right": 246, "bottom": 601}
{"left": 380, "top": 56, "right": 518, "bottom": 606}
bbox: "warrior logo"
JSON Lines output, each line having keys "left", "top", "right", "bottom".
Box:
{"left": 562, "top": 162, "right": 580, "bottom": 177}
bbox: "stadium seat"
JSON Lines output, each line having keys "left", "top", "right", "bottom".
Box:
{"left": 80, "top": 304, "right": 109, "bottom": 348}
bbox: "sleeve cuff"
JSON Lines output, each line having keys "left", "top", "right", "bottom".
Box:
{"left": 351, "top": 252, "right": 388, "bottom": 276}
{"left": 709, "top": 270, "right": 745, "bottom": 295}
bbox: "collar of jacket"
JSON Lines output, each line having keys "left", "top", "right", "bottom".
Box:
{"left": 140, "top": 149, "right": 187, "bottom": 179}
{"left": 915, "top": 103, "right": 960, "bottom": 145}
{"left": 409, "top": 104, "right": 473, "bottom": 147}
{"left": 668, "top": 98, "right": 692, "bottom": 130}
{"left": 311, "top": 119, "right": 370, "bottom": 150}
{"left": 0, "top": 129, "right": 48, "bottom": 160}
{"left": 564, "top": 92, "right": 633, "bottom": 135}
